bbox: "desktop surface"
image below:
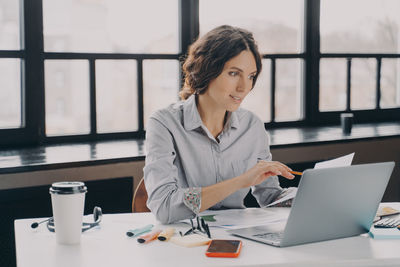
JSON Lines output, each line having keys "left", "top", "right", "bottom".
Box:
{"left": 14, "top": 204, "right": 400, "bottom": 267}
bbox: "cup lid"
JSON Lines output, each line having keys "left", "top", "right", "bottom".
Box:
{"left": 49, "top": 182, "right": 87, "bottom": 195}
{"left": 341, "top": 113, "right": 354, "bottom": 118}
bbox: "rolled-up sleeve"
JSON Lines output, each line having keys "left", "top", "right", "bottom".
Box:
{"left": 250, "top": 123, "right": 283, "bottom": 206}
{"left": 143, "top": 116, "right": 195, "bottom": 224}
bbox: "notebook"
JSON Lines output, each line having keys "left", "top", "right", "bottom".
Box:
{"left": 369, "top": 225, "right": 400, "bottom": 239}
{"left": 228, "top": 161, "right": 395, "bottom": 247}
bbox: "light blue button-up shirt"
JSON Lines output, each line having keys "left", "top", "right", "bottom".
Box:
{"left": 144, "top": 94, "right": 283, "bottom": 224}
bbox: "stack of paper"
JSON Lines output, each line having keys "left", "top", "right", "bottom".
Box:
{"left": 198, "top": 208, "right": 289, "bottom": 230}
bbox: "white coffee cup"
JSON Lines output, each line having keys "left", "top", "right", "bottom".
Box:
{"left": 49, "top": 182, "right": 87, "bottom": 245}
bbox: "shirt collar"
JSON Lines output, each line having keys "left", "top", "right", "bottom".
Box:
{"left": 183, "top": 94, "right": 203, "bottom": 131}
{"left": 227, "top": 111, "right": 239, "bottom": 130}
{"left": 183, "top": 94, "right": 240, "bottom": 131}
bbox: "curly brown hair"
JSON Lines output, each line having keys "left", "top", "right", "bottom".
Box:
{"left": 179, "top": 25, "right": 262, "bottom": 100}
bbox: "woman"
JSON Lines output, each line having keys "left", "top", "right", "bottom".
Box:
{"left": 144, "top": 25, "right": 294, "bottom": 224}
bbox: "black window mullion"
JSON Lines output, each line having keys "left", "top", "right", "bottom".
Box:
{"left": 179, "top": 0, "right": 199, "bottom": 55}
{"left": 346, "top": 58, "right": 352, "bottom": 112}
{"left": 376, "top": 57, "right": 381, "bottom": 110}
{"left": 22, "top": 0, "right": 45, "bottom": 145}
{"left": 321, "top": 53, "right": 400, "bottom": 58}
{"left": 89, "top": 59, "right": 97, "bottom": 136}
{"left": 304, "top": 0, "right": 320, "bottom": 124}
{"left": 0, "top": 51, "right": 24, "bottom": 57}
{"left": 179, "top": 0, "right": 199, "bottom": 92}
{"left": 44, "top": 52, "right": 178, "bottom": 60}
{"left": 270, "top": 58, "right": 276, "bottom": 122}
{"left": 137, "top": 59, "right": 144, "bottom": 136}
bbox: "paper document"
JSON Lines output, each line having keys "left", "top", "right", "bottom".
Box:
{"left": 266, "top": 187, "right": 297, "bottom": 207}
{"left": 314, "top": 152, "right": 354, "bottom": 169}
{"left": 196, "top": 208, "right": 289, "bottom": 229}
{"left": 267, "top": 153, "right": 355, "bottom": 207}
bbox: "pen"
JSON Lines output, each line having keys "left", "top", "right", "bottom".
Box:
{"left": 126, "top": 224, "right": 154, "bottom": 237}
{"left": 289, "top": 171, "right": 303, "bottom": 176}
{"left": 158, "top": 228, "right": 175, "bottom": 241}
{"left": 137, "top": 230, "right": 162, "bottom": 244}
{"left": 200, "top": 218, "right": 211, "bottom": 239}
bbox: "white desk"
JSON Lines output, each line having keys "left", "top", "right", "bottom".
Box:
{"left": 14, "top": 204, "right": 400, "bottom": 267}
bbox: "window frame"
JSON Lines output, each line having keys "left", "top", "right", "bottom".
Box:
{"left": 0, "top": 0, "right": 399, "bottom": 148}
{"left": 314, "top": 0, "right": 400, "bottom": 125}
{"left": 0, "top": 0, "right": 44, "bottom": 147}
{"left": 315, "top": 53, "right": 400, "bottom": 124}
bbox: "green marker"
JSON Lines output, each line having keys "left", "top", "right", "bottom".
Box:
{"left": 126, "top": 224, "right": 154, "bottom": 237}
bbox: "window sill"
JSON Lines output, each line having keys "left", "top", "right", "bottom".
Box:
{"left": 268, "top": 122, "right": 400, "bottom": 148}
{"left": 0, "top": 122, "right": 399, "bottom": 174}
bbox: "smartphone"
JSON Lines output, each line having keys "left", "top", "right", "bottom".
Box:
{"left": 205, "top": 239, "right": 242, "bottom": 258}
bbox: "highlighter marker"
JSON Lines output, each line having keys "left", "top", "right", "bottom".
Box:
{"left": 126, "top": 224, "right": 154, "bottom": 237}
{"left": 157, "top": 228, "right": 175, "bottom": 241}
{"left": 137, "top": 230, "right": 162, "bottom": 244}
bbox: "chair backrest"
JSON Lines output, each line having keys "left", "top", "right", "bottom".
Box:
{"left": 132, "top": 177, "right": 150, "bottom": 213}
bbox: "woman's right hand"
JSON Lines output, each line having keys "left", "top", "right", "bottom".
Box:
{"left": 240, "top": 160, "right": 294, "bottom": 188}
{"left": 200, "top": 160, "right": 294, "bottom": 213}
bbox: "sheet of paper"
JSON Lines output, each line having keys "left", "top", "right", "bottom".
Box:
{"left": 266, "top": 187, "right": 297, "bottom": 207}
{"left": 196, "top": 208, "right": 289, "bottom": 229}
{"left": 314, "top": 152, "right": 354, "bottom": 169}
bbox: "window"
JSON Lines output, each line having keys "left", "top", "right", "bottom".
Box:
{"left": 96, "top": 60, "right": 138, "bottom": 133}
{"left": 319, "top": 0, "right": 400, "bottom": 121}
{"left": 42, "top": 0, "right": 179, "bottom": 53}
{"left": 41, "top": 0, "right": 180, "bottom": 139}
{"left": 200, "top": 0, "right": 305, "bottom": 123}
{"left": 199, "top": 0, "right": 303, "bottom": 54}
{"left": 45, "top": 60, "right": 90, "bottom": 136}
{"left": 0, "top": 59, "right": 21, "bottom": 129}
{"left": 1, "top": 0, "right": 399, "bottom": 147}
{"left": 0, "top": 0, "right": 22, "bottom": 129}
{"left": 319, "top": 59, "right": 347, "bottom": 111}
{"left": 381, "top": 58, "right": 400, "bottom": 108}
{"left": 0, "top": 0, "right": 20, "bottom": 50}
{"left": 320, "top": 0, "right": 400, "bottom": 54}
{"left": 350, "top": 58, "right": 376, "bottom": 110}
{"left": 143, "top": 60, "right": 180, "bottom": 127}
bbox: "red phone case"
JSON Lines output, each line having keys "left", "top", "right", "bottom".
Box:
{"left": 205, "top": 240, "right": 242, "bottom": 258}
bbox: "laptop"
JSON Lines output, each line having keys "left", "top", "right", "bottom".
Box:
{"left": 228, "top": 161, "right": 395, "bottom": 247}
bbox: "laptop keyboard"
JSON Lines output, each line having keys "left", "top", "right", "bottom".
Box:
{"left": 253, "top": 232, "right": 284, "bottom": 242}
